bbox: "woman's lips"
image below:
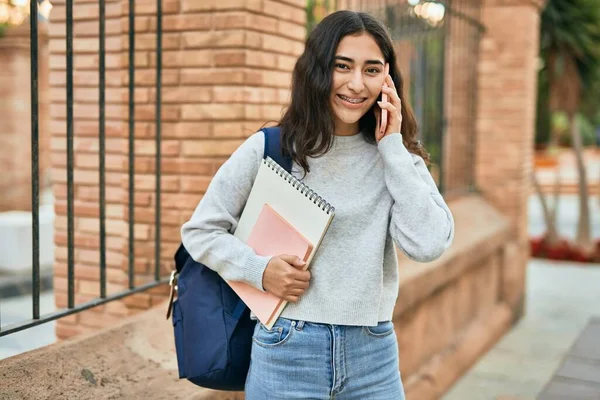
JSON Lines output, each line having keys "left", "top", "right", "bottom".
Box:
{"left": 337, "top": 94, "right": 367, "bottom": 109}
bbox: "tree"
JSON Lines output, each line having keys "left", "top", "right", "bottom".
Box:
{"left": 539, "top": 0, "right": 600, "bottom": 253}
{"left": 534, "top": 55, "right": 562, "bottom": 246}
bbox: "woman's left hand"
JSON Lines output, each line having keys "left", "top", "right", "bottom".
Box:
{"left": 375, "top": 74, "right": 403, "bottom": 143}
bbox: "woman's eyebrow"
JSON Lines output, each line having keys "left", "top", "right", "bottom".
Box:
{"left": 335, "top": 55, "right": 384, "bottom": 66}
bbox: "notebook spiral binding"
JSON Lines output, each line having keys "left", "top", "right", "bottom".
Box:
{"left": 264, "top": 157, "right": 335, "bottom": 215}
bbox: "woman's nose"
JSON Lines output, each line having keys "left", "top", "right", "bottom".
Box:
{"left": 347, "top": 71, "right": 365, "bottom": 93}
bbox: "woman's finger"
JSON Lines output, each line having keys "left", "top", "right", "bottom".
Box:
{"left": 381, "top": 86, "right": 401, "bottom": 108}
{"left": 285, "top": 295, "right": 300, "bottom": 303}
{"left": 385, "top": 74, "right": 397, "bottom": 92}
{"left": 383, "top": 75, "right": 402, "bottom": 111}
{"left": 377, "top": 100, "right": 401, "bottom": 135}
{"left": 288, "top": 287, "right": 307, "bottom": 296}
{"left": 377, "top": 101, "right": 397, "bottom": 114}
{"left": 293, "top": 280, "right": 309, "bottom": 289}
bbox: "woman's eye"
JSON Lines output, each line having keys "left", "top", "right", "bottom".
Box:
{"left": 367, "top": 68, "right": 380, "bottom": 74}
{"left": 335, "top": 63, "right": 350, "bottom": 70}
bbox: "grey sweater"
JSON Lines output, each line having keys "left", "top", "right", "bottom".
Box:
{"left": 181, "top": 131, "right": 454, "bottom": 326}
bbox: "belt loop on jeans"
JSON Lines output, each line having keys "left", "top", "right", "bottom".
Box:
{"left": 295, "top": 320, "right": 305, "bottom": 331}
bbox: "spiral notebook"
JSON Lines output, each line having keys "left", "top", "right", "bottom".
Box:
{"left": 232, "top": 157, "right": 335, "bottom": 329}
{"left": 227, "top": 204, "right": 313, "bottom": 327}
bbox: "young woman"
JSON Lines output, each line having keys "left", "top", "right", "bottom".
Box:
{"left": 181, "top": 10, "right": 454, "bottom": 400}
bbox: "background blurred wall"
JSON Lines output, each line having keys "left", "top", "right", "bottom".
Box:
{"left": 0, "top": 21, "right": 50, "bottom": 212}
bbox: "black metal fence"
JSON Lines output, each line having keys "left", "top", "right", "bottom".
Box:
{"left": 0, "top": 0, "right": 166, "bottom": 337}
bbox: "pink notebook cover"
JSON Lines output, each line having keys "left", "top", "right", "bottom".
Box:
{"left": 227, "top": 204, "right": 313, "bottom": 325}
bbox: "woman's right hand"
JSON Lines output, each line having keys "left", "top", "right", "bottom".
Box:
{"left": 262, "top": 255, "right": 310, "bottom": 303}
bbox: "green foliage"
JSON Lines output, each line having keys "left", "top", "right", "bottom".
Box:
{"left": 555, "top": 113, "right": 598, "bottom": 147}
{"left": 579, "top": 72, "right": 600, "bottom": 124}
{"left": 536, "top": 0, "right": 600, "bottom": 146}
{"left": 535, "top": 61, "right": 551, "bottom": 146}
{"left": 540, "top": 0, "right": 600, "bottom": 88}
{"left": 306, "top": 0, "right": 317, "bottom": 35}
{"left": 415, "top": 31, "right": 446, "bottom": 169}
{"left": 553, "top": 112, "right": 570, "bottom": 133}
{"left": 577, "top": 114, "right": 597, "bottom": 146}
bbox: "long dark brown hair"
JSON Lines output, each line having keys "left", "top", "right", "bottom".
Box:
{"left": 276, "top": 10, "right": 429, "bottom": 175}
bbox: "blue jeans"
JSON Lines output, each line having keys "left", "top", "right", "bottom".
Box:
{"left": 245, "top": 317, "right": 405, "bottom": 399}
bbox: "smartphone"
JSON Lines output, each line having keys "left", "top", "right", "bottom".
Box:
{"left": 380, "top": 63, "right": 390, "bottom": 134}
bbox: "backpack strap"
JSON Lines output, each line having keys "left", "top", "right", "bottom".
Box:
{"left": 262, "top": 126, "right": 292, "bottom": 173}
{"left": 174, "top": 243, "right": 188, "bottom": 273}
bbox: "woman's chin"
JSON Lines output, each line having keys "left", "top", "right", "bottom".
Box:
{"left": 334, "top": 110, "right": 366, "bottom": 126}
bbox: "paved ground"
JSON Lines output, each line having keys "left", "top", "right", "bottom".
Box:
{"left": 0, "top": 292, "right": 56, "bottom": 360}
{"left": 0, "top": 187, "right": 57, "bottom": 360}
{"left": 445, "top": 194, "right": 600, "bottom": 400}
{"left": 538, "top": 317, "right": 600, "bottom": 399}
{"left": 444, "top": 260, "right": 600, "bottom": 400}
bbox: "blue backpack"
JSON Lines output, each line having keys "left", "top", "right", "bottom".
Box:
{"left": 166, "top": 127, "right": 292, "bottom": 391}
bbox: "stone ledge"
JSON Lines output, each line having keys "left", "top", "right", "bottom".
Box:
{"left": 395, "top": 194, "right": 512, "bottom": 317}
{"left": 404, "top": 303, "right": 513, "bottom": 399}
{"left": 0, "top": 302, "right": 232, "bottom": 400}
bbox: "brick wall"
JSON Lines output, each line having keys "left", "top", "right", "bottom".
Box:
{"left": 49, "top": 0, "right": 306, "bottom": 339}
{"left": 475, "top": 0, "right": 542, "bottom": 315}
{"left": 0, "top": 22, "right": 50, "bottom": 212}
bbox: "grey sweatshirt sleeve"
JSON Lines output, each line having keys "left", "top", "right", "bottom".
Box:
{"left": 180, "top": 131, "right": 272, "bottom": 291}
{"left": 377, "top": 133, "right": 455, "bottom": 262}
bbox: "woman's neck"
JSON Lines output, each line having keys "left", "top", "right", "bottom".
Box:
{"left": 334, "top": 121, "right": 360, "bottom": 136}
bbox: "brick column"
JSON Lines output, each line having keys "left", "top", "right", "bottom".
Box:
{"left": 49, "top": 0, "right": 306, "bottom": 339}
{"left": 475, "top": 0, "right": 543, "bottom": 317}
{"left": 0, "top": 22, "right": 50, "bottom": 212}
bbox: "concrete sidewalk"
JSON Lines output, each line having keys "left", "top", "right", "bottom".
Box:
{"left": 538, "top": 316, "right": 600, "bottom": 399}
{"left": 443, "top": 260, "right": 600, "bottom": 399}
{"left": 445, "top": 192, "right": 600, "bottom": 400}
{"left": 0, "top": 292, "right": 56, "bottom": 360}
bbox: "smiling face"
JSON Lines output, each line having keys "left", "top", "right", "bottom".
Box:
{"left": 330, "top": 32, "right": 386, "bottom": 136}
